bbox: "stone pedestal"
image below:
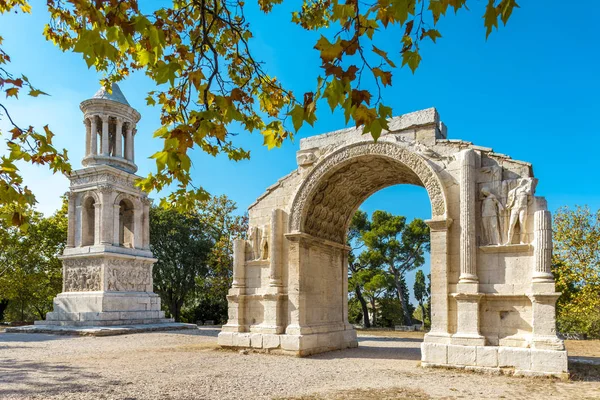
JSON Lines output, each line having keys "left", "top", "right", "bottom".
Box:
{"left": 39, "top": 251, "right": 174, "bottom": 326}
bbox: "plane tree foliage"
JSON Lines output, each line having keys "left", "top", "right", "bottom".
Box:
{"left": 348, "top": 209, "right": 428, "bottom": 328}
{"left": 0, "top": 0, "right": 517, "bottom": 225}
{"left": 150, "top": 194, "right": 247, "bottom": 323}
{"left": 0, "top": 198, "right": 67, "bottom": 322}
{"left": 552, "top": 206, "right": 600, "bottom": 338}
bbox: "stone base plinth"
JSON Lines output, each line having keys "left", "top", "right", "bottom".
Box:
{"left": 38, "top": 291, "right": 172, "bottom": 327}
{"left": 218, "top": 328, "right": 358, "bottom": 356}
{"left": 5, "top": 322, "right": 196, "bottom": 336}
{"left": 421, "top": 342, "right": 568, "bottom": 378}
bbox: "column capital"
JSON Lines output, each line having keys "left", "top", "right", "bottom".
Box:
{"left": 100, "top": 114, "right": 111, "bottom": 122}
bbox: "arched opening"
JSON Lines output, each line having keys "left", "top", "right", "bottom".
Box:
{"left": 284, "top": 142, "right": 449, "bottom": 354}
{"left": 119, "top": 199, "right": 135, "bottom": 248}
{"left": 81, "top": 196, "right": 96, "bottom": 246}
{"left": 347, "top": 184, "right": 431, "bottom": 330}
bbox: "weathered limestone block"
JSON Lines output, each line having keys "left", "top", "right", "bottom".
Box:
{"left": 498, "top": 347, "right": 531, "bottom": 371}
{"left": 476, "top": 346, "right": 499, "bottom": 368}
{"left": 530, "top": 349, "right": 568, "bottom": 374}
{"left": 421, "top": 342, "right": 448, "bottom": 365}
{"left": 448, "top": 344, "right": 476, "bottom": 366}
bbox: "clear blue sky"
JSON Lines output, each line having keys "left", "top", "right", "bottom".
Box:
{"left": 1, "top": 1, "right": 599, "bottom": 302}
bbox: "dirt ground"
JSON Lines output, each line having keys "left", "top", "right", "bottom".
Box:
{"left": 0, "top": 328, "right": 599, "bottom": 400}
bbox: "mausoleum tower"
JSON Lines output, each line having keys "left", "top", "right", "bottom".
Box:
{"left": 39, "top": 84, "right": 171, "bottom": 327}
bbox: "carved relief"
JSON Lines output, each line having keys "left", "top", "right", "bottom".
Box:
{"left": 504, "top": 178, "right": 535, "bottom": 244}
{"left": 246, "top": 226, "right": 261, "bottom": 261}
{"left": 480, "top": 186, "right": 504, "bottom": 245}
{"left": 289, "top": 142, "right": 447, "bottom": 243}
{"left": 260, "top": 225, "right": 270, "bottom": 260}
{"left": 64, "top": 259, "right": 102, "bottom": 292}
{"left": 478, "top": 177, "right": 536, "bottom": 246}
{"left": 105, "top": 260, "right": 152, "bottom": 292}
{"left": 70, "top": 172, "right": 136, "bottom": 189}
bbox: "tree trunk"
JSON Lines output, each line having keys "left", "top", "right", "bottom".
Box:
{"left": 369, "top": 297, "right": 377, "bottom": 327}
{"left": 354, "top": 285, "right": 370, "bottom": 328}
{"left": 419, "top": 301, "right": 425, "bottom": 330}
{"left": 393, "top": 272, "right": 412, "bottom": 326}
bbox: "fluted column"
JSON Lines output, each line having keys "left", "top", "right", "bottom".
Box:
{"left": 533, "top": 210, "right": 554, "bottom": 283}
{"left": 232, "top": 239, "right": 246, "bottom": 288}
{"left": 125, "top": 125, "right": 133, "bottom": 161}
{"left": 459, "top": 149, "right": 478, "bottom": 283}
{"left": 101, "top": 114, "right": 110, "bottom": 156}
{"left": 98, "top": 186, "right": 113, "bottom": 245}
{"left": 84, "top": 119, "right": 91, "bottom": 157}
{"left": 66, "top": 192, "right": 76, "bottom": 248}
{"left": 115, "top": 118, "right": 123, "bottom": 158}
{"left": 131, "top": 126, "right": 136, "bottom": 163}
{"left": 269, "top": 209, "right": 284, "bottom": 287}
{"left": 142, "top": 198, "right": 151, "bottom": 249}
{"left": 90, "top": 116, "right": 98, "bottom": 155}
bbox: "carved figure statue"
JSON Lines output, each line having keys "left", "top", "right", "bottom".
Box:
{"left": 260, "top": 225, "right": 269, "bottom": 260}
{"left": 480, "top": 186, "right": 504, "bottom": 245}
{"left": 505, "top": 178, "right": 533, "bottom": 244}
{"left": 107, "top": 268, "right": 119, "bottom": 291}
{"left": 247, "top": 226, "right": 261, "bottom": 260}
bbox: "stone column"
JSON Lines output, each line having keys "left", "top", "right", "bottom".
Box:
{"left": 221, "top": 239, "right": 247, "bottom": 333}
{"left": 101, "top": 114, "right": 110, "bottom": 156}
{"left": 66, "top": 192, "right": 76, "bottom": 248}
{"left": 93, "top": 202, "right": 101, "bottom": 245}
{"left": 423, "top": 218, "right": 453, "bottom": 342}
{"left": 115, "top": 118, "right": 123, "bottom": 158}
{"left": 533, "top": 210, "right": 554, "bottom": 283}
{"left": 113, "top": 203, "right": 121, "bottom": 246}
{"left": 90, "top": 116, "right": 98, "bottom": 155}
{"left": 284, "top": 235, "right": 305, "bottom": 335}
{"left": 125, "top": 125, "right": 133, "bottom": 161}
{"left": 75, "top": 204, "right": 83, "bottom": 247}
{"left": 98, "top": 186, "right": 113, "bottom": 245}
{"left": 131, "top": 126, "right": 136, "bottom": 163}
{"left": 84, "top": 119, "right": 91, "bottom": 157}
{"left": 269, "top": 209, "right": 284, "bottom": 288}
{"left": 142, "top": 199, "right": 151, "bottom": 249}
{"left": 529, "top": 293, "right": 564, "bottom": 350}
{"left": 459, "top": 149, "right": 478, "bottom": 283}
{"left": 133, "top": 203, "right": 143, "bottom": 249}
{"left": 232, "top": 239, "right": 246, "bottom": 289}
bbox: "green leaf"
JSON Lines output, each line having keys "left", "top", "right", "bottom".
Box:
{"left": 422, "top": 29, "right": 442, "bottom": 43}
{"left": 483, "top": 0, "right": 499, "bottom": 39}
{"left": 314, "top": 36, "right": 343, "bottom": 63}
{"left": 401, "top": 50, "right": 421, "bottom": 73}
{"left": 289, "top": 105, "right": 305, "bottom": 132}
{"left": 323, "top": 79, "right": 345, "bottom": 112}
{"left": 372, "top": 46, "right": 396, "bottom": 68}
{"left": 372, "top": 68, "right": 392, "bottom": 86}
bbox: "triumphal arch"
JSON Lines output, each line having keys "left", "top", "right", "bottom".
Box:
{"left": 218, "top": 108, "right": 568, "bottom": 376}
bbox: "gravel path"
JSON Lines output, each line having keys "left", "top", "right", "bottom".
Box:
{"left": 1, "top": 328, "right": 599, "bottom": 400}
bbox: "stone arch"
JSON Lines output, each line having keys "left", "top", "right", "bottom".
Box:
{"left": 80, "top": 191, "right": 100, "bottom": 246}
{"left": 114, "top": 193, "right": 140, "bottom": 248}
{"left": 289, "top": 141, "right": 448, "bottom": 243}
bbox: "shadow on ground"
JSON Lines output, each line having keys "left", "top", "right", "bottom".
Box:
{"left": 356, "top": 335, "right": 423, "bottom": 343}
{"left": 0, "top": 332, "right": 67, "bottom": 343}
{"left": 311, "top": 338, "right": 422, "bottom": 361}
{"left": 570, "top": 359, "right": 600, "bottom": 382}
{"left": 0, "top": 359, "right": 122, "bottom": 398}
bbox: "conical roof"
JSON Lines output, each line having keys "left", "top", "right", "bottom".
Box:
{"left": 91, "top": 83, "right": 130, "bottom": 106}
